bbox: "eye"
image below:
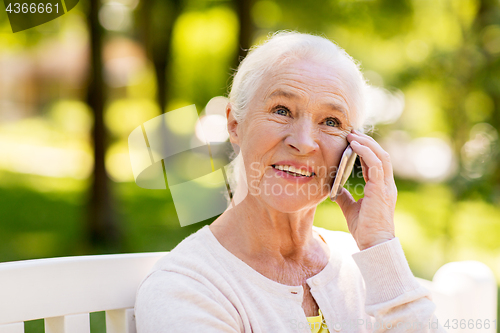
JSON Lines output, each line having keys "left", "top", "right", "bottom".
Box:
{"left": 273, "top": 105, "right": 291, "bottom": 117}
{"left": 324, "top": 117, "right": 340, "bottom": 127}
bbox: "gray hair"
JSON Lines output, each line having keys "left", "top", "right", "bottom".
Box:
{"left": 224, "top": 31, "right": 373, "bottom": 204}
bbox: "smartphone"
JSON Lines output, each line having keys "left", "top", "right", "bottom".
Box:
{"left": 329, "top": 144, "right": 358, "bottom": 202}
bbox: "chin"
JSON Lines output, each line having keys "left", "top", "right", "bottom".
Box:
{"left": 260, "top": 191, "right": 323, "bottom": 213}
{"left": 248, "top": 177, "right": 329, "bottom": 212}
{"left": 266, "top": 198, "right": 311, "bottom": 213}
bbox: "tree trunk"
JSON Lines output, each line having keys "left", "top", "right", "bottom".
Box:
{"left": 234, "top": 0, "right": 254, "bottom": 69}
{"left": 86, "top": 0, "right": 120, "bottom": 250}
{"left": 139, "top": 0, "right": 181, "bottom": 113}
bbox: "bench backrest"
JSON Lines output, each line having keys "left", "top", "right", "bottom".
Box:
{"left": 415, "top": 261, "right": 497, "bottom": 333}
{"left": 0, "top": 252, "right": 167, "bottom": 333}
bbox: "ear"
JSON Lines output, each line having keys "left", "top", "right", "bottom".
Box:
{"left": 226, "top": 102, "right": 239, "bottom": 146}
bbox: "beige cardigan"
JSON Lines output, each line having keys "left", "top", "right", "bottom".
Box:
{"left": 134, "top": 225, "right": 447, "bottom": 333}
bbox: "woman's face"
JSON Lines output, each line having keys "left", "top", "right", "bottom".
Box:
{"left": 230, "top": 58, "right": 355, "bottom": 212}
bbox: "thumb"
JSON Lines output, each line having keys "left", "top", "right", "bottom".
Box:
{"left": 335, "top": 187, "right": 356, "bottom": 217}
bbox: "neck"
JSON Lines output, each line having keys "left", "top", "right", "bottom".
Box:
{"left": 210, "top": 193, "right": 320, "bottom": 264}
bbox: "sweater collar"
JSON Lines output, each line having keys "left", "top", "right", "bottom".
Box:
{"left": 201, "top": 225, "right": 342, "bottom": 299}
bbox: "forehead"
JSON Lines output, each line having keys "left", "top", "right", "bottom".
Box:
{"left": 258, "top": 59, "right": 353, "bottom": 108}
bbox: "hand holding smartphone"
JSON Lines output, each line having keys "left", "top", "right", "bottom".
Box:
{"left": 329, "top": 144, "right": 358, "bottom": 202}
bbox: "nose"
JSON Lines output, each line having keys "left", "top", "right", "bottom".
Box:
{"left": 284, "top": 118, "right": 319, "bottom": 155}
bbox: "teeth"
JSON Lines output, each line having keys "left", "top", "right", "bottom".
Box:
{"left": 273, "top": 164, "right": 313, "bottom": 177}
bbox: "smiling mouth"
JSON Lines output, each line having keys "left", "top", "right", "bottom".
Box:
{"left": 271, "top": 164, "right": 315, "bottom": 177}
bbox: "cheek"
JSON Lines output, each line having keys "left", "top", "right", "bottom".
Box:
{"left": 320, "top": 138, "right": 348, "bottom": 179}
{"left": 241, "top": 119, "right": 286, "bottom": 153}
{"left": 239, "top": 127, "right": 277, "bottom": 185}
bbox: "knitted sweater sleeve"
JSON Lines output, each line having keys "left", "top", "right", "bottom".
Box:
{"left": 351, "top": 237, "right": 448, "bottom": 333}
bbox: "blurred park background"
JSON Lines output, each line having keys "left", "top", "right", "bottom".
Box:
{"left": 0, "top": 0, "right": 499, "bottom": 330}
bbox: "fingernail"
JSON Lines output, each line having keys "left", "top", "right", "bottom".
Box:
{"left": 351, "top": 140, "right": 359, "bottom": 145}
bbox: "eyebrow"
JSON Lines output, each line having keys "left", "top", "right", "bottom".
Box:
{"left": 265, "top": 89, "right": 348, "bottom": 118}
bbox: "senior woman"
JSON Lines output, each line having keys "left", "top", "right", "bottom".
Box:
{"left": 135, "top": 31, "right": 446, "bottom": 333}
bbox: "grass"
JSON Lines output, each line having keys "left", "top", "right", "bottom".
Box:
{"left": 0, "top": 171, "right": 213, "bottom": 263}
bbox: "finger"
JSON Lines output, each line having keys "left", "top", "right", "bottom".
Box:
{"left": 349, "top": 140, "right": 384, "bottom": 184}
{"left": 348, "top": 132, "right": 392, "bottom": 175}
{"left": 360, "top": 156, "right": 369, "bottom": 183}
{"left": 348, "top": 131, "right": 395, "bottom": 186}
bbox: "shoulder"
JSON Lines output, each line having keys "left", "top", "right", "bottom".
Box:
{"left": 134, "top": 226, "right": 242, "bottom": 332}
{"left": 139, "top": 225, "right": 220, "bottom": 285}
{"left": 136, "top": 269, "right": 226, "bottom": 311}
{"left": 135, "top": 270, "right": 241, "bottom": 332}
{"left": 136, "top": 225, "right": 242, "bottom": 303}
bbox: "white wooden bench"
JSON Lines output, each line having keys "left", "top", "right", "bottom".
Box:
{"left": 0, "top": 254, "right": 497, "bottom": 333}
{"left": 0, "top": 253, "right": 167, "bottom": 333}
{"left": 415, "top": 261, "right": 498, "bottom": 333}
